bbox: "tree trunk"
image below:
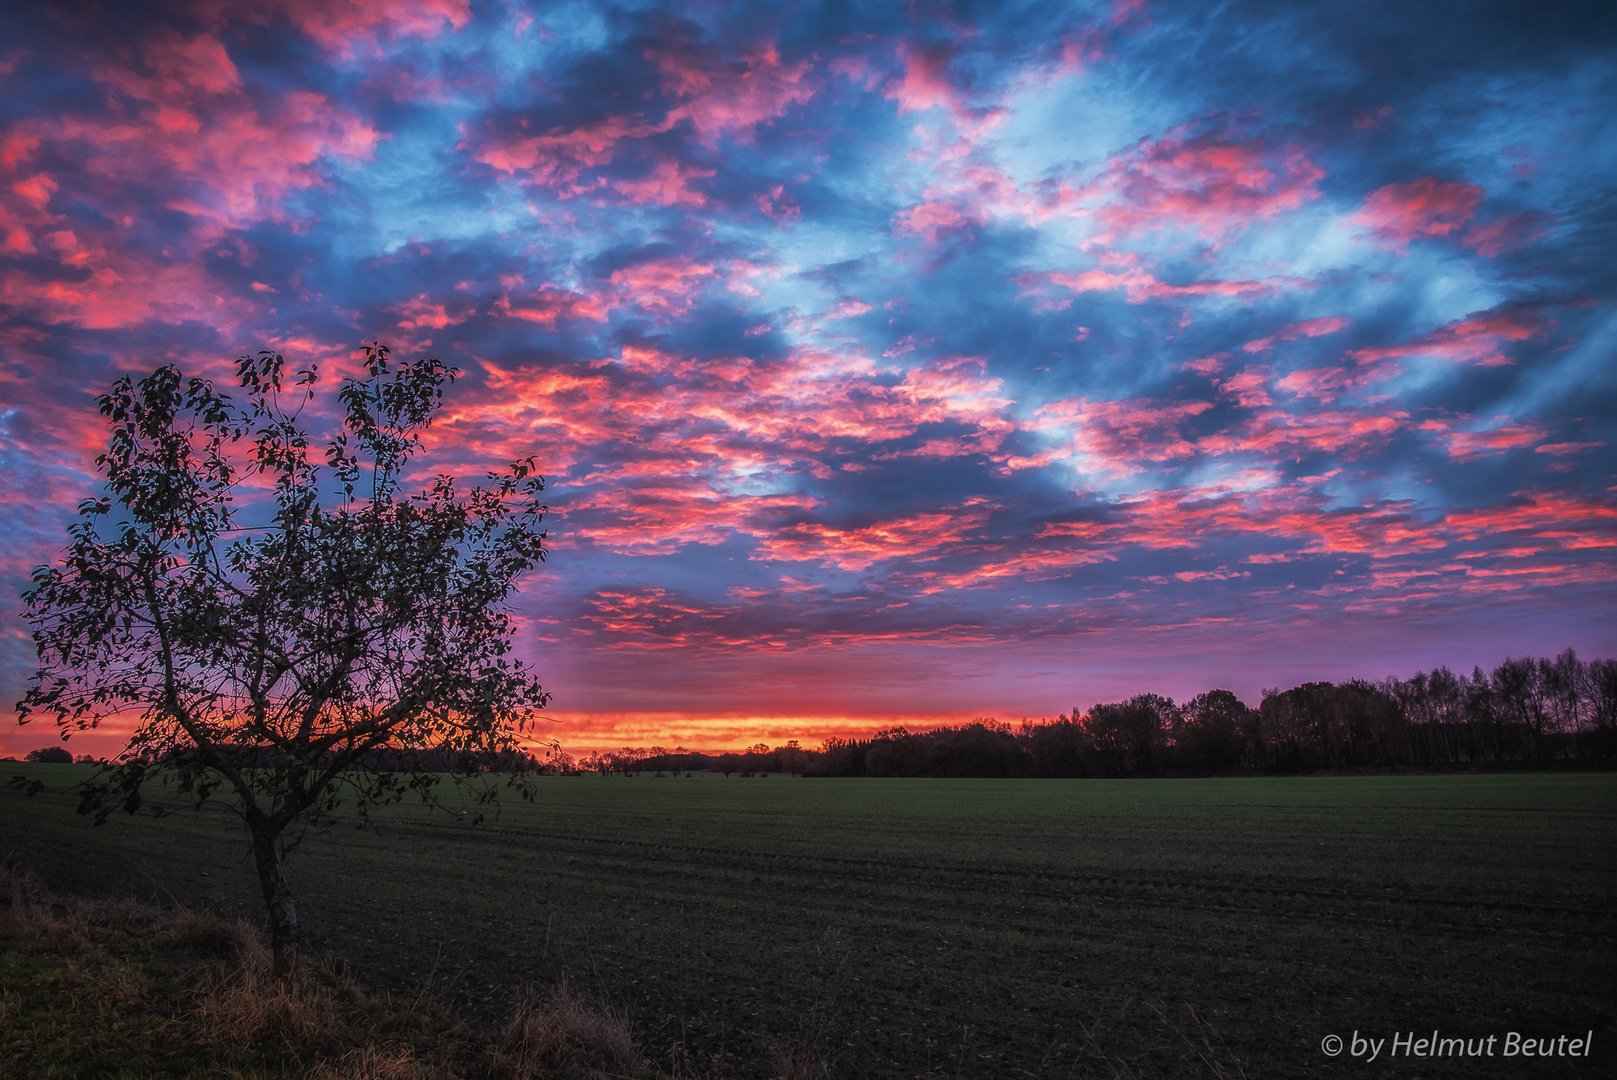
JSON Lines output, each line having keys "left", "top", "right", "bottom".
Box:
{"left": 250, "top": 825, "right": 299, "bottom": 982}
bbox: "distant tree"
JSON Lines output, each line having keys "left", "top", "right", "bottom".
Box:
{"left": 1174, "top": 690, "right": 1251, "bottom": 773}
{"left": 23, "top": 746, "right": 73, "bottom": 764}
{"left": 813, "top": 737, "right": 863, "bottom": 776}
{"left": 1083, "top": 694, "right": 1175, "bottom": 775}
{"left": 1492, "top": 657, "right": 1552, "bottom": 760}
{"left": 1260, "top": 683, "right": 1331, "bottom": 770}
{"left": 925, "top": 721, "right": 1027, "bottom": 777}
{"left": 1587, "top": 658, "right": 1617, "bottom": 759}
{"left": 1397, "top": 666, "right": 1471, "bottom": 764}
{"left": 1022, "top": 714, "right": 1089, "bottom": 777}
{"left": 863, "top": 727, "right": 917, "bottom": 777}
{"left": 1541, "top": 649, "right": 1587, "bottom": 751}
{"left": 777, "top": 739, "right": 808, "bottom": 776}
{"left": 14, "top": 346, "right": 551, "bottom": 980}
{"left": 1425, "top": 665, "right": 1479, "bottom": 762}
{"left": 1462, "top": 666, "right": 1510, "bottom": 763}
{"left": 610, "top": 746, "right": 646, "bottom": 775}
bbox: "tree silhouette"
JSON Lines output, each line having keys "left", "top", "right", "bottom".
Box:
{"left": 1176, "top": 690, "right": 1252, "bottom": 773}
{"left": 16, "top": 345, "right": 550, "bottom": 979}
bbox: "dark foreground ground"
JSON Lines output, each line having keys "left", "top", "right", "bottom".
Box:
{"left": 2, "top": 768, "right": 1613, "bottom": 1079}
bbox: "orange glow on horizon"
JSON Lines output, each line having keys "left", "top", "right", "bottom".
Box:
{"left": 532, "top": 712, "right": 1002, "bottom": 755}
{"left": 0, "top": 710, "right": 997, "bottom": 763}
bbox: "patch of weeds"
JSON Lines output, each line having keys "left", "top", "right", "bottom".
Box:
{"left": 0, "top": 861, "right": 658, "bottom": 1079}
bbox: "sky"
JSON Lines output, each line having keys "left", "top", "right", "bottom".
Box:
{"left": 2, "top": 0, "right": 1615, "bottom": 757}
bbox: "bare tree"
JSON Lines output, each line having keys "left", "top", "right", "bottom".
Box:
{"left": 1588, "top": 658, "right": 1617, "bottom": 759}
{"left": 1492, "top": 657, "right": 1552, "bottom": 760}
{"left": 1541, "top": 649, "right": 1587, "bottom": 749}
{"left": 16, "top": 345, "right": 551, "bottom": 979}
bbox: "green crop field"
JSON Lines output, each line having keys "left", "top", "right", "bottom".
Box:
{"left": 3, "top": 767, "right": 1614, "bottom": 1079}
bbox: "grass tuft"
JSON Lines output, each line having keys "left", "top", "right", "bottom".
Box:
{"left": 492, "top": 979, "right": 644, "bottom": 1078}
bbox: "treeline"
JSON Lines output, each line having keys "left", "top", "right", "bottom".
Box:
{"left": 572, "top": 649, "right": 1617, "bottom": 778}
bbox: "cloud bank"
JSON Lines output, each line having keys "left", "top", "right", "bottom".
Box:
{"left": 2, "top": 0, "right": 1614, "bottom": 753}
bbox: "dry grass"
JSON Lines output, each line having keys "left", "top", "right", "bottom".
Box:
{"left": 0, "top": 858, "right": 658, "bottom": 1080}
{"left": 2, "top": 855, "right": 252, "bottom": 966}
{"left": 491, "top": 980, "right": 644, "bottom": 1078}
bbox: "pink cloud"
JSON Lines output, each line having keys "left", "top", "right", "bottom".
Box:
{"left": 1216, "top": 368, "right": 1272, "bottom": 407}
{"left": 1415, "top": 419, "right": 1546, "bottom": 461}
{"left": 494, "top": 283, "right": 614, "bottom": 327}
{"left": 1036, "top": 396, "right": 1214, "bottom": 475}
{"left": 1350, "top": 178, "right": 1481, "bottom": 251}
{"left": 94, "top": 29, "right": 242, "bottom": 99}
{"left": 611, "top": 156, "right": 714, "bottom": 207}
{"left": 1028, "top": 255, "right": 1301, "bottom": 305}
{"left": 1181, "top": 354, "right": 1227, "bottom": 375}
{"left": 827, "top": 298, "right": 874, "bottom": 319}
{"left": 658, "top": 45, "right": 817, "bottom": 146}
{"left": 472, "top": 114, "right": 660, "bottom": 196}
{"left": 915, "top": 545, "right": 1119, "bottom": 594}
{"left": 566, "top": 485, "right": 819, "bottom": 557}
{"left": 1350, "top": 177, "right": 1546, "bottom": 258}
{"left": 755, "top": 503, "right": 993, "bottom": 571}
{"left": 1275, "top": 362, "right": 1395, "bottom": 403}
{"left": 1352, "top": 105, "right": 1394, "bottom": 132}
{"left": 1535, "top": 441, "right": 1605, "bottom": 456}
{"left": 17, "top": 30, "right": 381, "bottom": 232}
{"left": 0, "top": 222, "right": 249, "bottom": 330}
{"left": 1444, "top": 494, "right": 1617, "bottom": 546}
{"left": 607, "top": 255, "right": 720, "bottom": 316}
{"left": 1108, "top": 486, "right": 1447, "bottom": 558}
{"left": 1173, "top": 567, "right": 1249, "bottom": 582}
{"left": 472, "top": 39, "right": 814, "bottom": 204}
{"left": 1199, "top": 408, "right": 1406, "bottom": 459}
{"left": 13, "top": 173, "right": 58, "bottom": 206}
{"left": 576, "top": 586, "right": 753, "bottom": 647}
{"left": 1109, "top": 0, "right": 1149, "bottom": 26}
{"left": 1346, "top": 307, "right": 1544, "bottom": 368}
{"left": 198, "top": 0, "right": 470, "bottom": 57}
{"left": 1241, "top": 315, "right": 1350, "bottom": 353}
{"left": 0, "top": 132, "right": 41, "bottom": 170}
{"left": 886, "top": 41, "right": 969, "bottom": 120}
{"left": 828, "top": 54, "right": 882, "bottom": 92}
{"left": 1025, "top": 370, "right": 1434, "bottom": 477}
{"left": 893, "top": 200, "right": 973, "bottom": 245}
{"left": 425, "top": 347, "right": 1021, "bottom": 562}
{"left": 1086, "top": 131, "right": 1324, "bottom": 246}
{"left": 1459, "top": 212, "right": 1547, "bottom": 258}
{"left": 755, "top": 183, "right": 800, "bottom": 219}
{"left": 1051, "top": 29, "right": 1109, "bottom": 75}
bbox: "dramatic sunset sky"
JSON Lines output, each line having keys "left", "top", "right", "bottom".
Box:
{"left": 2, "top": 0, "right": 1614, "bottom": 757}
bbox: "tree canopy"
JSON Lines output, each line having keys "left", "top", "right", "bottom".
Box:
{"left": 16, "top": 344, "right": 551, "bottom": 978}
